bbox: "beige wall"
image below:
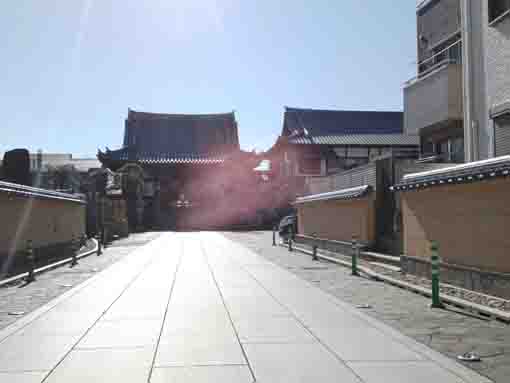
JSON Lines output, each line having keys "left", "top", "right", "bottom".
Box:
{"left": 402, "top": 178, "right": 510, "bottom": 273}
{"left": 0, "top": 192, "right": 85, "bottom": 257}
{"left": 296, "top": 196, "right": 375, "bottom": 244}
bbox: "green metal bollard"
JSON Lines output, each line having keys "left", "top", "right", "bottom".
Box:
{"left": 272, "top": 225, "right": 277, "bottom": 246}
{"left": 351, "top": 235, "right": 359, "bottom": 276}
{"left": 26, "top": 240, "right": 36, "bottom": 283}
{"left": 312, "top": 233, "right": 318, "bottom": 261}
{"left": 430, "top": 241, "right": 444, "bottom": 309}
{"left": 70, "top": 236, "right": 78, "bottom": 267}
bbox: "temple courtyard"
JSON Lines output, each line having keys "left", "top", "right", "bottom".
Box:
{"left": 0, "top": 232, "right": 496, "bottom": 382}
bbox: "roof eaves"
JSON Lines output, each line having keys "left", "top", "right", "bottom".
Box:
{"left": 294, "top": 185, "right": 372, "bottom": 204}
{"left": 0, "top": 181, "right": 85, "bottom": 204}
{"left": 288, "top": 135, "right": 419, "bottom": 146}
{"left": 392, "top": 155, "right": 510, "bottom": 192}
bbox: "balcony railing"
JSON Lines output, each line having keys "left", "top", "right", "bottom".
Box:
{"left": 405, "top": 39, "right": 462, "bottom": 87}
{"left": 417, "top": 151, "right": 464, "bottom": 164}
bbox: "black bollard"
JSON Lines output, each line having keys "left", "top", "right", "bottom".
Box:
{"left": 272, "top": 225, "right": 277, "bottom": 246}
{"left": 351, "top": 235, "right": 359, "bottom": 276}
{"left": 288, "top": 227, "right": 293, "bottom": 252}
{"left": 26, "top": 240, "right": 36, "bottom": 283}
{"left": 312, "top": 233, "right": 318, "bottom": 261}
{"left": 70, "top": 236, "right": 78, "bottom": 267}
{"left": 96, "top": 232, "right": 102, "bottom": 256}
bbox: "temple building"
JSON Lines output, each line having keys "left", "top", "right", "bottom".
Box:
{"left": 98, "top": 109, "right": 284, "bottom": 231}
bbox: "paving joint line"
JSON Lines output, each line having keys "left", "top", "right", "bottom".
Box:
{"left": 154, "top": 363, "right": 249, "bottom": 368}
{"left": 274, "top": 240, "right": 493, "bottom": 382}
{"left": 147, "top": 235, "right": 184, "bottom": 383}
{"left": 199, "top": 235, "right": 257, "bottom": 383}
{"left": 0, "top": 251, "right": 137, "bottom": 345}
{"left": 222, "top": 235, "right": 499, "bottom": 383}
{"left": 39, "top": 238, "right": 171, "bottom": 383}
{"left": 213, "top": 235, "right": 367, "bottom": 382}
{"left": 0, "top": 235, "right": 164, "bottom": 343}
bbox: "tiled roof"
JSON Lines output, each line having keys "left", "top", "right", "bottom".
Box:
{"left": 392, "top": 155, "right": 510, "bottom": 192}
{"left": 0, "top": 181, "right": 85, "bottom": 204}
{"left": 99, "top": 147, "right": 227, "bottom": 165}
{"left": 294, "top": 185, "right": 372, "bottom": 204}
{"left": 283, "top": 107, "right": 403, "bottom": 138}
{"left": 289, "top": 134, "right": 419, "bottom": 146}
{"left": 123, "top": 109, "right": 239, "bottom": 158}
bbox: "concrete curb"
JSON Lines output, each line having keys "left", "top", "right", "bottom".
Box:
{"left": 282, "top": 243, "right": 510, "bottom": 323}
{"left": 0, "top": 239, "right": 99, "bottom": 288}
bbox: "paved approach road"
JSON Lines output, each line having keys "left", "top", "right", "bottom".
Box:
{"left": 0, "top": 233, "right": 490, "bottom": 382}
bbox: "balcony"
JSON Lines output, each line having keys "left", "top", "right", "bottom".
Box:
{"left": 404, "top": 55, "right": 463, "bottom": 135}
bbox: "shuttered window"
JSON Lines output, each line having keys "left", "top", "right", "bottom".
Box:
{"left": 495, "top": 116, "right": 510, "bottom": 156}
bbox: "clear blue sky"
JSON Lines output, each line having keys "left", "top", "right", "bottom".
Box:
{"left": 1, "top": 1, "right": 417, "bottom": 156}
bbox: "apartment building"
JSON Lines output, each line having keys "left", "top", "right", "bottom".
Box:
{"left": 404, "top": 0, "right": 465, "bottom": 163}
{"left": 395, "top": 1, "right": 510, "bottom": 298}
{"left": 405, "top": 0, "right": 510, "bottom": 163}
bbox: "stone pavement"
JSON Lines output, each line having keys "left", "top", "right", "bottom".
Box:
{"left": 0, "top": 232, "right": 492, "bottom": 382}
{"left": 0, "top": 232, "right": 160, "bottom": 331}
{"left": 224, "top": 231, "right": 510, "bottom": 383}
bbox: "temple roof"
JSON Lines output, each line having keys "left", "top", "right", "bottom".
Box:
{"left": 100, "top": 109, "right": 239, "bottom": 165}
{"left": 282, "top": 107, "right": 410, "bottom": 146}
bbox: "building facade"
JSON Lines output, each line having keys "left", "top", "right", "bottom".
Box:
{"left": 274, "top": 107, "right": 419, "bottom": 194}
{"left": 405, "top": 0, "right": 465, "bottom": 162}
{"left": 397, "top": 1, "right": 510, "bottom": 298}
{"left": 406, "top": 0, "right": 510, "bottom": 162}
{"left": 271, "top": 107, "right": 419, "bottom": 254}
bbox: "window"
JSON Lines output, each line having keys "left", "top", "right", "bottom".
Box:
{"left": 437, "top": 139, "right": 449, "bottom": 155}
{"left": 494, "top": 114, "right": 510, "bottom": 156}
{"left": 450, "top": 137, "right": 464, "bottom": 158}
{"left": 422, "top": 140, "right": 435, "bottom": 156}
{"left": 489, "top": 0, "right": 510, "bottom": 24}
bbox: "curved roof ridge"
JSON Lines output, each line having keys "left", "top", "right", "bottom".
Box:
{"left": 128, "top": 109, "right": 235, "bottom": 119}
{"left": 285, "top": 106, "right": 403, "bottom": 114}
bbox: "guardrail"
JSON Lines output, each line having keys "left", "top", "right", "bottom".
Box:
{"left": 0, "top": 239, "right": 99, "bottom": 288}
